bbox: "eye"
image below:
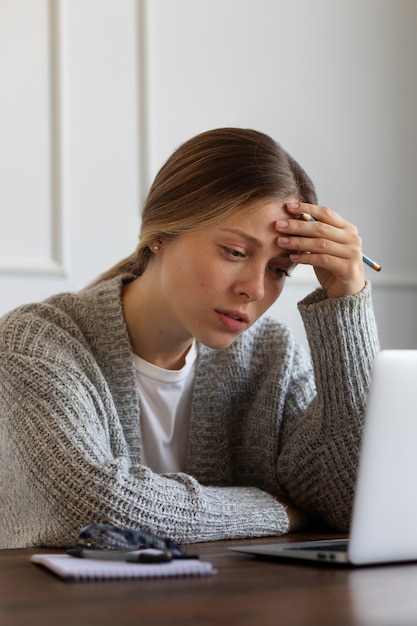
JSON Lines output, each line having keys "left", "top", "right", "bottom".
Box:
{"left": 270, "top": 266, "right": 292, "bottom": 279}
{"left": 224, "top": 247, "right": 246, "bottom": 259}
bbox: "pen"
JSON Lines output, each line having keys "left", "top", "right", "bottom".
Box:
{"left": 67, "top": 547, "right": 173, "bottom": 563}
{"left": 300, "top": 213, "right": 381, "bottom": 272}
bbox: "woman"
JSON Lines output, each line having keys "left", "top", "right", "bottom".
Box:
{"left": 0, "top": 128, "right": 379, "bottom": 548}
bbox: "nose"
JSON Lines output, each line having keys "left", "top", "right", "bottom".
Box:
{"left": 234, "top": 267, "right": 265, "bottom": 301}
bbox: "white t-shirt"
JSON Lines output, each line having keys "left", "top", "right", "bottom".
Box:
{"left": 133, "top": 342, "right": 198, "bottom": 473}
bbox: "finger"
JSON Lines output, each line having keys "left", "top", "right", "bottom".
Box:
{"left": 285, "top": 202, "right": 347, "bottom": 228}
{"left": 289, "top": 249, "right": 350, "bottom": 267}
{"left": 281, "top": 235, "right": 351, "bottom": 259}
{"left": 290, "top": 250, "right": 366, "bottom": 297}
{"left": 276, "top": 219, "right": 349, "bottom": 248}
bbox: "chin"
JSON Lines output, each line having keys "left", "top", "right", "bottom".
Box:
{"left": 198, "top": 334, "right": 239, "bottom": 352}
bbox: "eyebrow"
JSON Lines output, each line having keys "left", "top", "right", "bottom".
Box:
{"left": 220, "top": 228, "right": 263, "bottom": 249}
{"left": 220, "top": 228, "right": 292, "bottom": 259}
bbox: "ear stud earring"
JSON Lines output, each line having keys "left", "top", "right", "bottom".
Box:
{"left": 153, "top": 245, "right": 160, "bottom": 251}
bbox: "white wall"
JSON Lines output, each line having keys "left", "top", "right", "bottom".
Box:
{"left": 1, "top": 0, "right": 416, "bottom": 350}
{"left": 0, "top": 0, "right": 140, "bottom": 306}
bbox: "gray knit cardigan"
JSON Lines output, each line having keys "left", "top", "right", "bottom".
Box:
{"left": 0, "top": 275, "right": 379, "bottom": 548}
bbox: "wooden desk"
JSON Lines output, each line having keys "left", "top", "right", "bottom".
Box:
{"left": 3, "top": 534, "right": 417, "bottom": 625}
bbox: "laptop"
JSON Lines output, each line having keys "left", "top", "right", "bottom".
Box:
{"left": 230, "top": 350, "right": 417, "bottom": 566}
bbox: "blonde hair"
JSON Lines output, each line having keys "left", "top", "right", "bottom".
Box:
{"left": 92, "top": 128, "right": 317, "bottom": 285}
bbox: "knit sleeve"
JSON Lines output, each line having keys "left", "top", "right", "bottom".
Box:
{"left": 276, "top": 281, "right": 380, "bottom": 531}
{"left": 0, "top": 323, "right": 289, "bottom": 548}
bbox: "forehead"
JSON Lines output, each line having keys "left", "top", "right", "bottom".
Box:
{"left": 214, "top": 198, "right": 289, "bottom": 232}
{"left": 235, "top": 197, "right": 288, "bottom": 218}
{"left": 165, "top": 198, "right": 291, "bottom": 250}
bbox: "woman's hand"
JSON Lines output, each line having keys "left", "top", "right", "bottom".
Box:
{"left": 275, "top": 494, "right": 309, "bottom": 532}
{"left": 275, "top": 202, "right": 366, "bottom": 299}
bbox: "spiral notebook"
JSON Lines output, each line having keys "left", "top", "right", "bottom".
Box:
{"left": 31, "top": 553, "right": 216, "bottom": 581}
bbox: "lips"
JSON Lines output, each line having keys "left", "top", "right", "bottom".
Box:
{"left": 215, "top": 309, "right": 249, "bottom": 332}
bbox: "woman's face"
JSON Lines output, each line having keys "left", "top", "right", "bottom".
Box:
{"left": 155, "top": 198, "right": 295, "bottom": 351}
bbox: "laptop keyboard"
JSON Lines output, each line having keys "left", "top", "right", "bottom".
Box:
{"left": 291, "top": 540, "right": 349, "bottom": 552}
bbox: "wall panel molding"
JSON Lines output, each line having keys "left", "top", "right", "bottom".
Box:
{"left": 291, "top": 274, "right": 417, "bottom": 290}
{"left": 136, "top": 0, "right": 151, "bottom": 205}
{"left": 0, "top": 0, "right": 66, "bottom": 276}
{"left": 286, "top": 264, "right": 417, "bottom": 290}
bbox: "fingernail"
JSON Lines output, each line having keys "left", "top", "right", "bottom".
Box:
{"left": 286, "top": 202, "right": 300, "bottom": 210}
{"left": 276, "top": 220, "right": 289, "bottom": 229}
{"left": 278, "top": 236, "right": 290, "bottom": 244}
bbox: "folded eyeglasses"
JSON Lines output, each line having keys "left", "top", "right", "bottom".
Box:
{"left": 73, "top": 523, "right": 190, "bottom": 560}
